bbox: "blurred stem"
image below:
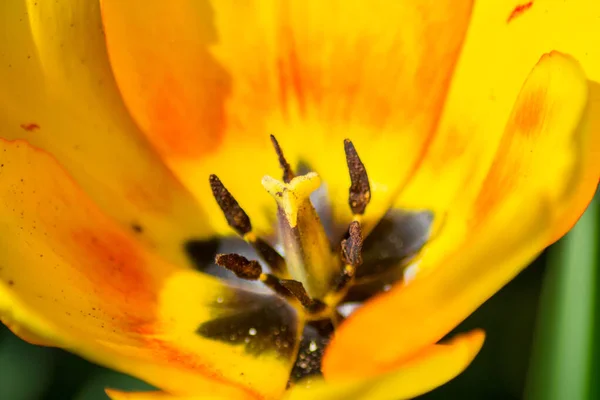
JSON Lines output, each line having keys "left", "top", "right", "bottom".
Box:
{"left": 525, "top": 196, "right": 598, "bottom": 400}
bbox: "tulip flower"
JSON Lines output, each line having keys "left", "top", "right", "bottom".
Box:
{"left": 0, "top": 1, "right": 598, "bottom": 399}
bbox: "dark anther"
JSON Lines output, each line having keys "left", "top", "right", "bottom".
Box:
{"left": 343, "top": 139, "right": 371, "bottom": 215}
{"left": 209, "top": 174, "right": 252, "bottom": 235}
{"left": 215, "top": 253, "right": 262, "bottom": 280}
{"left": 334, "top": 221, "right": 364, "bottom": 292}
{"left": 270, "top": 134, "right": 295, "bottom": 183}
{"left": 279, "top": 279, "right": 326, "bottom": 313}
{"left": 208, "top": 174, "right": 288, "bottom": 277}
{"left": 341, "top": 221, "right": 363, "bottom": 267}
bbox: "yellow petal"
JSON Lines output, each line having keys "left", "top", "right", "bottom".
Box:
{"left": 100, "top": 0, "right": 473, "bottom": 235}
{"left": 324, "top": 53, "right": 598, "bottom": 378}
{"left": 105, "top": 389, "right": 237, "bottom": 400}
{"left": 472, "top": 53, "right": 598, "bottom": 242}
{"left": 0, "top": 0, "right": 214, "bottom": 269}
{"left": 399, "top": 0, "right": 600, "bottom": 216}
{"left": 1, "top": 316, "right": 55, "bottom": 347}
{"left": 287, "top": 330, "right": 484, "bottom": 400}
{"left": 0, "top": 140, "right": 302, "bottom": 399}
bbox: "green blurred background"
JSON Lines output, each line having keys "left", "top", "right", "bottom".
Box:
{"left": 1, "top": 195, "right": 598, "bottom": 400}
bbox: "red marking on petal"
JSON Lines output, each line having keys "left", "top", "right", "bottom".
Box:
{"left": 69, "top": 231, "right": 264, "bottom": 398}
{"left": 20, "top": 123, "right": 40, "bottom": 132}
{"left": 277, "top": 47, "right": 307, "bottom": 118}
{"left": 70, "top": 228, "right": 156, "bottom": 308}
{"left": 507, "top": 1, "right": 534, "bottom": 23}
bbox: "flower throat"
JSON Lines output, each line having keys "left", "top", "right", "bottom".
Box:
{"left": 209, "top": 135, "right": 370, "bottom": 324}
{"left": 195, "top": 135, "right": 433, "bottom": 384}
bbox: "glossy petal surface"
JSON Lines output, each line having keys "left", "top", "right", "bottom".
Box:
{"left": 325, "top": 53, "right": 599, "bottom": 378}
{"left": 101, "top": 0, "right": 473, "bottom": 235}
{"left": 0, "top": 0, "right": 212, "bottom": 268}
{"left": 0, "top": 140, "right": 302, "bottom": 399}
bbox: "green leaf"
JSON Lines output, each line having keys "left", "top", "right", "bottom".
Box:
{"left": 0, "top": 330, "right": 55, "bottom": 400}
{"left": 525, "top": 196, "right": 598, "bottom": 400}
{"left": 74, "top": 371, "right": 154, "bottom": 400}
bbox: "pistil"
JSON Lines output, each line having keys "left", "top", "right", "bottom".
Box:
{"left": 262, "top": 173, "right": 340, "bottom": 300}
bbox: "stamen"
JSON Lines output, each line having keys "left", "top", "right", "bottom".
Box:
{"left": 215, "top": 253, "right": 262, "bottom": 280}
{"left": 279, "top": 279, "right": 327, "bottom": 314}
{"left": 209, "top": 174, "right": 252, "bottom": 236}
{"left": 334, "top": 221, "right": 364, "bottom": 292}
{"left": 215, "top": 253, "right": 326, "bottom": 314}
{"left": 343, "top": 139, "right": 371, "bottom": 215}
{"left": 259, "top": 273, "right": 297, "bottom": 299}
{"left": 210, "top": 174, "right": 287, "bottom": 275}
{"left": 215, "top": 253, "right": 292, "bottom": 299}
{"left": 341, "top": 221, "right": 363, "bottom": 267}
{"left": 270, "top": 134, "right": 295, "bottom": 183}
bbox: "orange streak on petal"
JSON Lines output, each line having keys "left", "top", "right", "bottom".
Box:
{"left": 69, "top": 229, "right": 154, "bottom": 306}
{"left": 507, "top": 1, "right": 534, "bottom": 23}
{"left": 284, "top": 39, "right": 307, "bottom": 117}
{"left": 127, "top": 322, "right": 266, "bottom": 399}
{"left": 20, "top": 123, "right": 40, "bottom": 132}
{"left": 101, "top": 1, "right": 231, "bottom": 160}
{"left": 510, "top": 87, "right": 546, "bottom": 137}
{"left": 128, "top": 334, "right": 265, "bottom": 400}
{"left": 145, "top": 75, "right": 227, "bottom": 159}
{"left": 0, "top": 139, "right": 279, "bottom": 398}
{"left": 473, "top": 87, "right": 549, "bottom": 221}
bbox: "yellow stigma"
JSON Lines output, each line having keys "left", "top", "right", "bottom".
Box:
{"left": 261, "top": 172, "right": 321, "bottom": 228}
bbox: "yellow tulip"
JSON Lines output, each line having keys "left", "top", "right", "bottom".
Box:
{"left": 0, "top": 1, "right": 598, "bottom": 399}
